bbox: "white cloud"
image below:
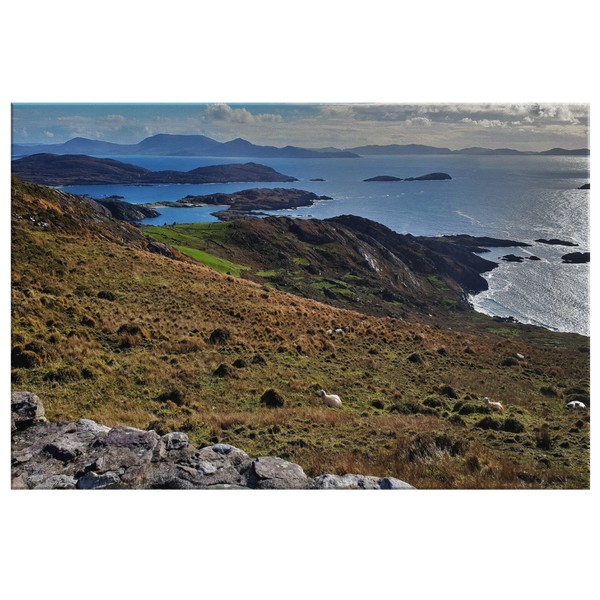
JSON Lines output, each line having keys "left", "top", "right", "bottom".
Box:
{"left": 203, "top": 103, "right": 282, "bottom": 124}
{"left": 405, "top": 116, "right": 432, "bottom": 127}
{"left": 44, "top": 131, "right": 54, "bottom": 137}
{"left": 460, "top": 117, "right": 507, "bottom": 128}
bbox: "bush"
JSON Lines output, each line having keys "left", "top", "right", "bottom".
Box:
{"left": 213, "top": 363, "right": 233, "bottom": 378}
{"left": 98, "top": 290, "right": 115, "bottom": 301}
{"left": 503, "top": 418, "right": 526, "bottom": 433}
{"left": 118, "top": 323, "right": 150, "bottom": 338}
{"left": 209, "top": 328, "right": 231, "bottom": 345}
{"left": 43, "top": 366, "right": 80, "bottom": 383}
{"left": 407, "top": 352, "right": 424, "bottom": 364}
{"left": 475, "top": 416, "right": 503, "bottom": 431}
{"left": 261, "top": 389, "right": 284, "bottom": 408}
{"left": 11, "top": 347, "right": 41, "bottom": 369}
{"left": 540, "top": 386, "right": 560, "bottom": 397}
{"left": 156, "top": 386, "right": 186, "bottom": 406}
{"left": 423, "top": 396, "right": 447, "bottom": 409}
{"left": 458, "top": 402, "right": 490, "bottom": 416}
{"left": 535, "top": 424, "right": 552, "bottom": 450}
{"left": 501, "top": 356, "right": 519, "bottom": 367}
{"left": 439, "top": 385, "right": 458, "bottom": 399}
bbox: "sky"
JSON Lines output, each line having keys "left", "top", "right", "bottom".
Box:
{"left": 11, "top": 102, "right": 589, "bottom": 152}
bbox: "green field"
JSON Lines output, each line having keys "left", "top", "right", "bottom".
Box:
{"left": 173, "top": 245, "right": 250, "bottom": 277}
{"left": 144, "top": 223, "right": 249, "bottom": 277}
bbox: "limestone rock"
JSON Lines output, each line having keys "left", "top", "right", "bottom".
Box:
{"left": 314, "top": 474, "right": 415, "bottom": 490}
{"left": 11, "top": 391, "right": 45, "bottom": 431}
{"left": 252, "top": 456, "right": 312, "bottom": 490}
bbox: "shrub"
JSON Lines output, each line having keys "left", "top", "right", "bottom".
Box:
{"left": 11, "top": 347, "right": 41, "bottom": 369}
{"left": 503, "top": 418, "right": 526, "bottom": 434}
{"left": 118, "top": 323, "right": 150, "bottom": 338}
{"left": 458, "top": 403, "right": 489, "bottom": 416}
{"left": 260, "top": 389, "right": 285, "bottom": 408}
{"left": 43, "top": 366, "right": 80, "bottom": 383}
{"left": 407, "top": 352, "right": 424, "bottom": 364}
{"left": 540, "top": 386, "right": 560, "bottom": 397}
{"left": 535, "top": 424, "right": 552, "bottom": 450}
{"left": 423, "top": 396, "right": 447, "bottom": 409}
{"left": 209, "top": 328, "right": 231, "bottom": 345}
{"left": 156, "top": 386, "right": 186, "bottom": 406}
{"left": 439, "top": 385, "right": 458, "bottom": 399}
{"left": 502, "top": 356, "right": 519, "bottom": 367}
{"left": 213, "top": 363, "right": 234, "bottom": 378}
{"left": 475, "top": 416, "right": 503, "bottom": 431}
{"left": 98, "top": 290, "right": 115, "bottom": 301}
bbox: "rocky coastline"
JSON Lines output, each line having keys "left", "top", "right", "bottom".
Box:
{"left": 11, "top": 392, "right": 415, "bottom": 490}
{"left": 144, "top": 188, "right": 333, "bottom": 221}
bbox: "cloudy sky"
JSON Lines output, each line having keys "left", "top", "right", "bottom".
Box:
{"left": 11, "top": 102, "right": 589, "bottom": 152}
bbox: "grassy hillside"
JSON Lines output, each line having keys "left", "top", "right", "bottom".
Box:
{"left": 11, "top": 177, "right": 590, "bottom": 488}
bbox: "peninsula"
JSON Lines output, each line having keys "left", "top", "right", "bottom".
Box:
{"left": 144, "top": 188, "right": 331, "bottom": 220}
{"left": 11, "top": 154, "right": 299, "bottom": 187}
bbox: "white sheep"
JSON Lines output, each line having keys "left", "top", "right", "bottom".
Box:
{"left": 567, "top": 401, "right": 587, "bottom": 409}
{"left": 482, "top": 397, "right": 504, "bottom": 412}
{"left": 318, "top": 389, "right": 342, "bottom": 409}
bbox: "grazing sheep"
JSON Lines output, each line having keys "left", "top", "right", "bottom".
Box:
{"left": 482, "top": 397, "right": 504, "bottom": 412}
{"left": 567, "top": 400, "right": 587, "bottom": 409}
{"left": 318, "top": 389, "right": 342, "bottom": 409}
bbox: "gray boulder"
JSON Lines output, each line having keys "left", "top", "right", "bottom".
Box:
{"left": 11, "top": 391, "right": 46, "bottom": 432}
{"left": 251, "top": 456, "right": 313, "bottom": 490}
{"left": 314, "top": 474, "right": 415, "bottom": 490}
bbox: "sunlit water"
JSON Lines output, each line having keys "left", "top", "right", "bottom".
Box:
{"left": 46, "top": 154, "right": 589, "bottom": 336}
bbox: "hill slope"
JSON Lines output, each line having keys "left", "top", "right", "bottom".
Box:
{"left": 11, "top": 177, "right": 590, "bottom": 488}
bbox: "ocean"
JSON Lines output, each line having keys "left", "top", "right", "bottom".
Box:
{"left": 52, "top": 154, "right": 590, "bottom": 336}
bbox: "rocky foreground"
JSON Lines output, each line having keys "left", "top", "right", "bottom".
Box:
{"left": 11, "top": 392, "right": 415, "bottom": 490}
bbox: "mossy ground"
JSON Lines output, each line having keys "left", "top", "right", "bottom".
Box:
{"left": 11, "top": 181, "right": 590, "bottom": 488}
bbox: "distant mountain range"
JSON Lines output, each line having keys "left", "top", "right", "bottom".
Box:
{"left": 11, "top": 134, "right": 589, "bottom": 159}
{"left": 11, "top": 134, "right": 359, "bottom": 159}
{"left": 340, "top": 143, "right": 589, "bottom": 156}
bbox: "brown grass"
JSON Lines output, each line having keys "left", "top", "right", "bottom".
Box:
{"left": 10, "top": 181, "right": 590, "bottom": 489}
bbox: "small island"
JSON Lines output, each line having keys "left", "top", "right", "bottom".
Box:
{"left": 363, "top": 172, "right": 452, "bottom": 182}
{"left": 535, "top": 238, "right": 579, "bottom": 247}
{"left": 561, "top": 251, "right": 590, "bottom": 264}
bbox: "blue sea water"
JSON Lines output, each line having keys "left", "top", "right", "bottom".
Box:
{"left": 53, "top": 154, "right": 590, "bottom": 336}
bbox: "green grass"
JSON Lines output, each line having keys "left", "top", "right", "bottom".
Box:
{"left": 428, "top": 275, "right": 451, "bottom": 291}
{"left": 487, "top": 327, "right": 521, "bottom": 338}
{"left": 172, "top": 245, "right": 249, "bottom": 277}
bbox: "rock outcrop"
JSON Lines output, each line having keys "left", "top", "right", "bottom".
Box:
{"left": 561, "top": 251, "right": 590, "bottom": 264}
{"left": 11, "top": 392, "right": 415, "bottom": 490}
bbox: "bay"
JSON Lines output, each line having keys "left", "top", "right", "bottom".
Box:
{"left": 56, "top": 154, "right": 590, "bottom": 336}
